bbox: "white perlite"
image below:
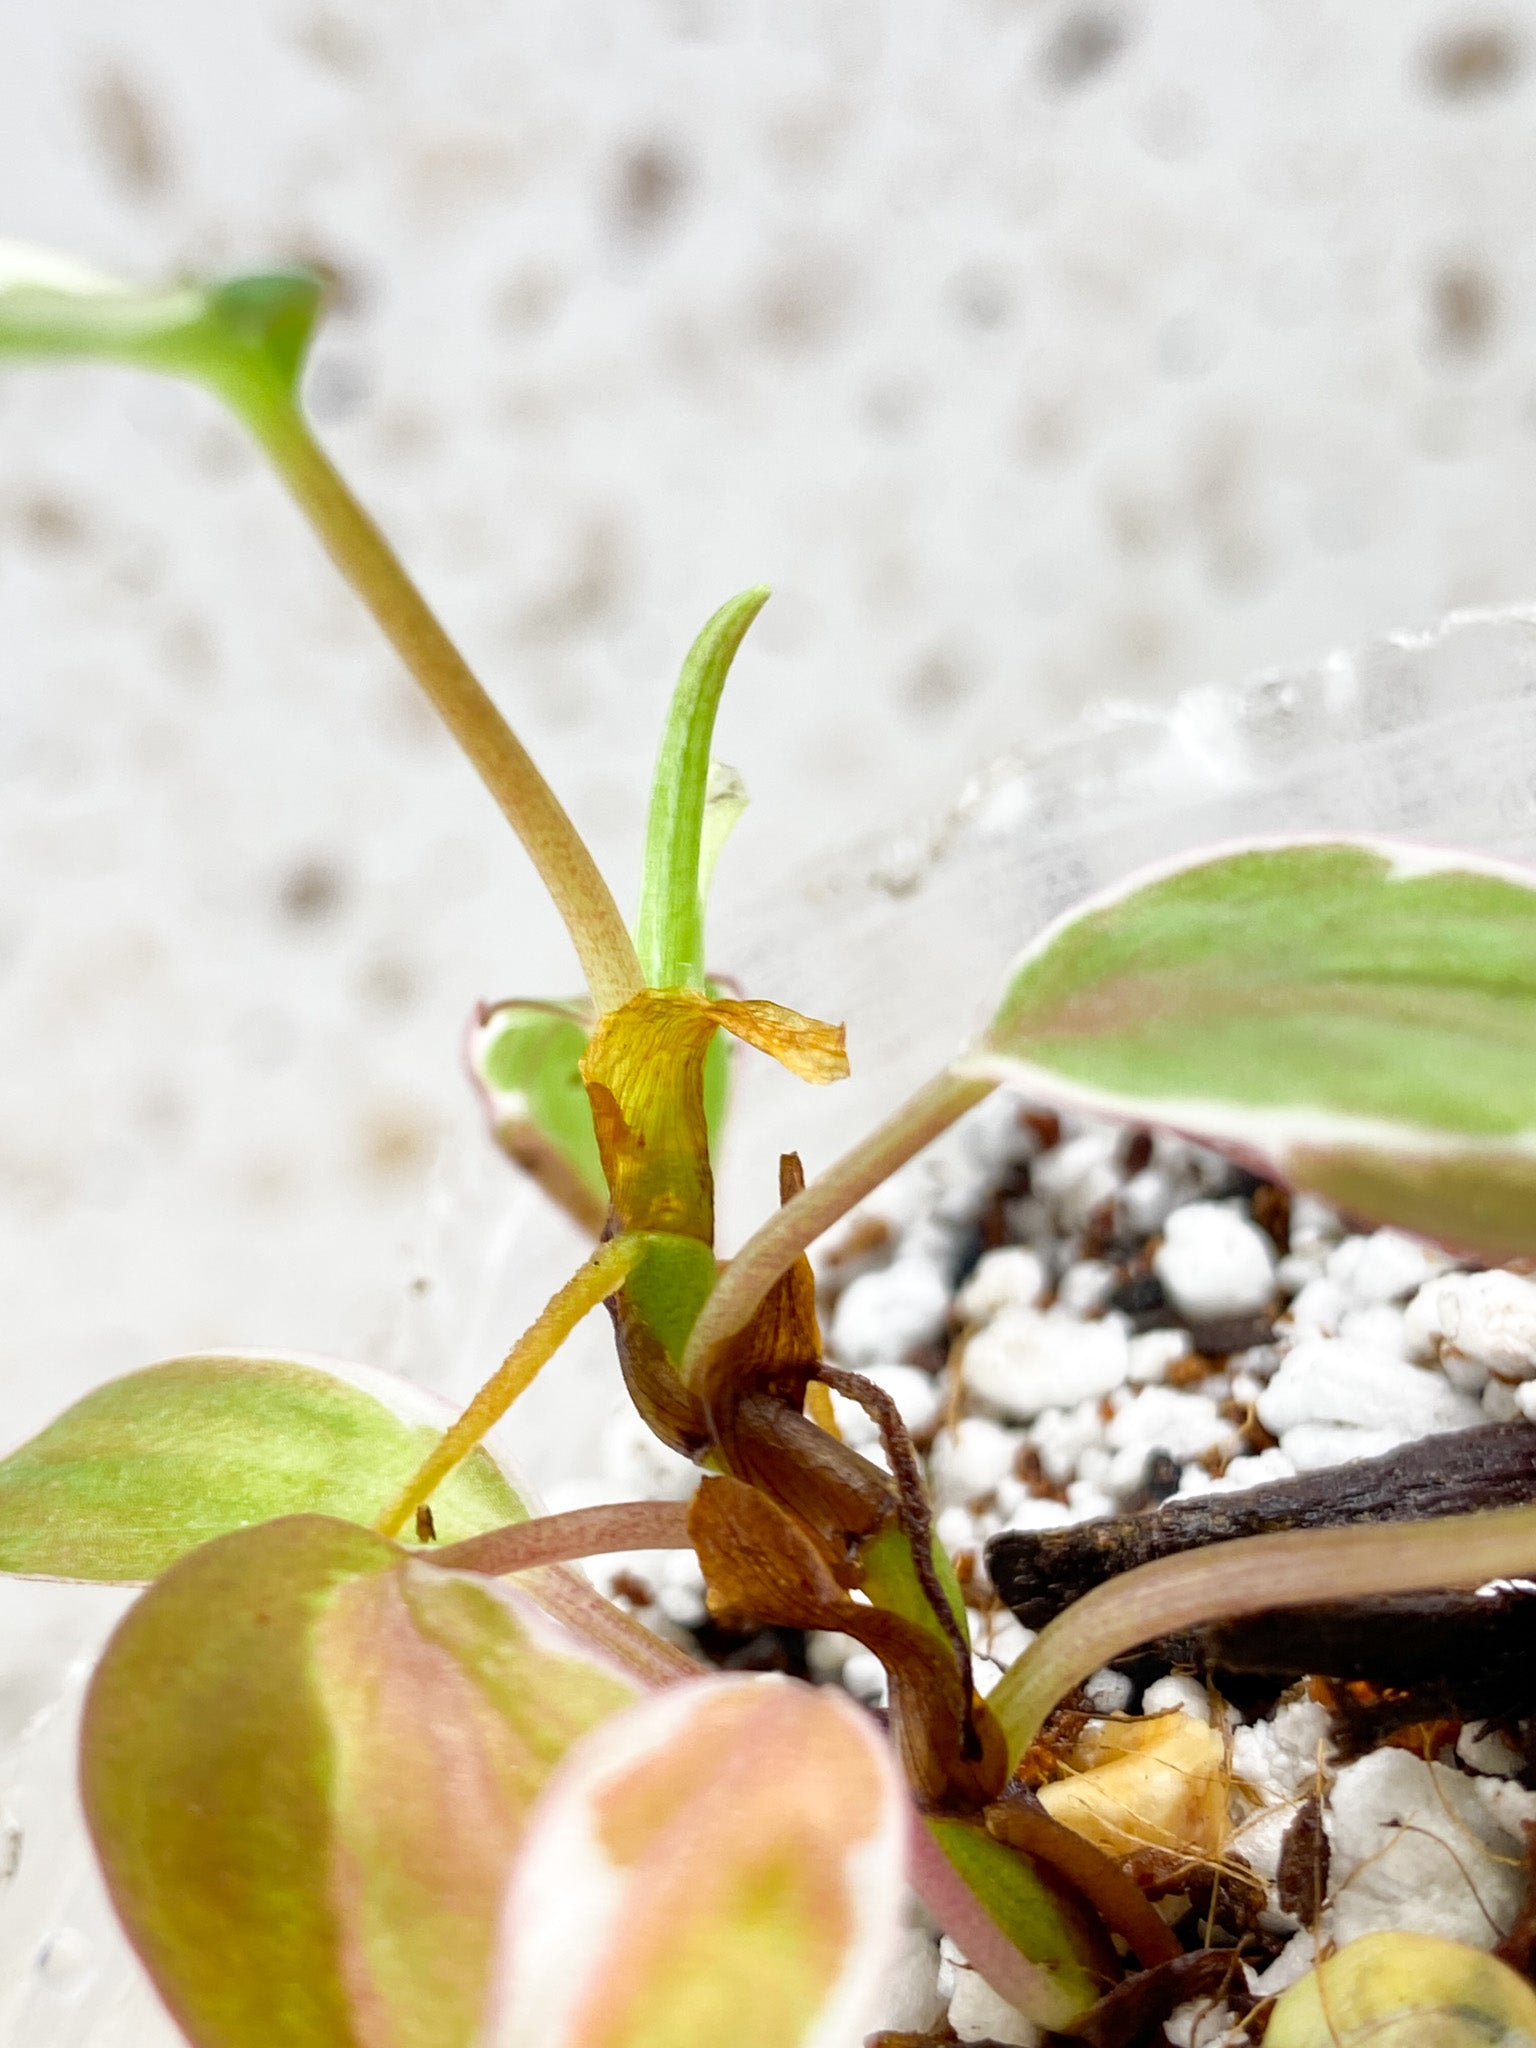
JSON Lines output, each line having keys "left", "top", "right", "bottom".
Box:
{"left": 1257, "top": 1337, "right": 1483, "bottom": 1450}
{"left": 1142, "top": 1674, "right": 1211, "bottom": 1723}
{"left": 829, "top": 1256, "right": 952, "bottom": 1368}
{"left": 1230, "top": 1698, "right": 1335, "bottom": 1806}
{"left": 865, "top": 1924, "right": 948, "bottom": 2037}
{"left": 955, "top": 1247, "right": 1046, "bottom": 1324}
{"left": 1153, "top": 1202, "right": 1277, "bottom": 1322}
{"left": 1104, "top": 1386, "right": 1235, "bottom": 1469}
{"left": 1164, "top": 2002, "right": 1244, "bottom": 2048}
{"left": 1326, "top": 1749, "right": 1536, "bottom": 1950}
{"left": 946, "top": 1963, "right": 1042, "bottom": 2046}
{"left": 962, "top": 1306, "right": 1130, "bottom": 1421}
{"left": 1327, "top": 1229, "right": 1450, "bottom": 1307}
{"left": 1030, "top": 1128, "right": 1122, "bottom": 1231}
{"left": 1405, "top": 1270, "right": 1536, "bottom": 1379}
{"left": 928, "top": 1417, "right": 1018, "bottom": 1509}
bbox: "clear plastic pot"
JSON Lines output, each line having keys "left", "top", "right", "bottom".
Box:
{"left": 4, "top": 604, "right": 1536, "bottom": 2043}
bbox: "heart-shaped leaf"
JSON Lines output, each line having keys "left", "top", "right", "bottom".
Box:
{"left": 966, "top": 838, "right": 1536, "bottom": 1259}
{"left": 0, "top": 1352, "right": 527, "bottom": 1582}
{"left": 0, "top": 240, "right": 321, "bottom": 412}
{"left": 483, "top": 1673, "right": 906, "bottom": 2048}
{"left": 82, "top": 1515, "right": 642, "bottom": 2048}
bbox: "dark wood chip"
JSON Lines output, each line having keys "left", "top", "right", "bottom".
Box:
{"left": 1123, "top": 1130, "right": 1154, "bottom": 1176}
{"left": 988, "top": 1423, "right": 1536, "bottom": 1703}
{"left": 1250, "top": 1184, "right": 1291, "bottom": 1253}
{"left": 1184, "top": 1314, "right": 1276, "bottom": 1357}
{"left": 989, "top": 1422, "right": 1536, "bottom": 1629}
{"left": 1121, "top": 1448, "right": 1182, "bottom": 1513}
{"left": 1022, "top": 1108, "right": 1062, "bottom": 1150}
{"left": 1067, "top": 1950, "right": 1239, "bottom": 2048}
{"left": 1275, "top": 1794, "right": 1329, "bottom": 1922}
{"left": 1110, "top": 1270, "right": 1174, "bottom": 1330}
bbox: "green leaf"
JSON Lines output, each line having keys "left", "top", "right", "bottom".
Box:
{"left": 634, "top": 588, "right": 770, "bottom": 991}
{"left": 966, "top": 838, "right": 1536, "bottom": 1260}
{"left": 82, "top": 1515, "right": 640, "bottom": 2048}
{"left": 484, "top": 1673, "right": 907, "bottom": 2048}
{"left": 472, "top": 998, "right": 610, "bottom": 1230}
{"left": 0, "top": 1352, "right": 526, "bottom": 1582}
{"left": 0, "top": 239, "right": 321, "bottom": 414}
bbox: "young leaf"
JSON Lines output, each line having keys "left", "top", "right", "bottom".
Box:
{"left": 0, "top": 1352, "right": 526, "bottom": 1582}
{"left": 965, "top": 838, "right": 1536, "bottom": 1260}
{"left": 483, "top": 1673, "right": 906, "bottom": 2048}
{"left": 0, "top": 240, "right": 321, "bottom": 414}
{"left": 81, "top": 1515, "right": 642, "bottom": 2048}
{"left": 634, "top": 589, "right": 769, "bottom": 991}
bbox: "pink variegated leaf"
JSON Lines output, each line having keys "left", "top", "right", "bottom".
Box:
{"left": 966, "top": 837, "right": 1536, "bottom": 1261}
{"left": 82, "top": 1515, "right": 646, "bottom": 2048}
{"left": 482, "top": 1674, "right": 906, "bottom": 2048}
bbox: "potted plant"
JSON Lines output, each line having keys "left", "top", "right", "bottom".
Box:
{"left": 2, "top": 245, "right": 1536, "bottom": 2048}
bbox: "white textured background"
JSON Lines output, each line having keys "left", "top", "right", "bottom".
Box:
{"left": 3, "top": 0, "right": 1536, "bottom": 1455}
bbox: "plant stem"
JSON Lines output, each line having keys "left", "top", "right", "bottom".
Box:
{"left": 375, "top": 1234, "right": 642, "bottom": 1538}
{"left": 681, "top": 1068, "right": 995, "bottom": 1382}
{"left": 988, "top": 1501, "right": 1536, "bottom": 1771}
{"left": 238, "top": 395, "right": 644, "bottom": 1013}
{"left": 431, "top": 1499, "right": 692, "bottom": 1575}
{"left": 523, "top": 1564, "right": 704, "bottom": 1686}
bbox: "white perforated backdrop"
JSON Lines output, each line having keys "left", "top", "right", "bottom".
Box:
{"left": 2, "top": 0, "right": 1535, "bottom": 1454}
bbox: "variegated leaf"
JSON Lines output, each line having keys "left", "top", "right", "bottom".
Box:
{"left": 0, "top": 1352, "right": 527, "bottom": 1582}
{"left": 966, "top": 838, "right": 1536, "bottom": 1259}
{"left": 82, "top": 1515, "right": 641, "bottom": 2048}
{"left": 483, "top": 1674, "right": 906, "bottom": 2048}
